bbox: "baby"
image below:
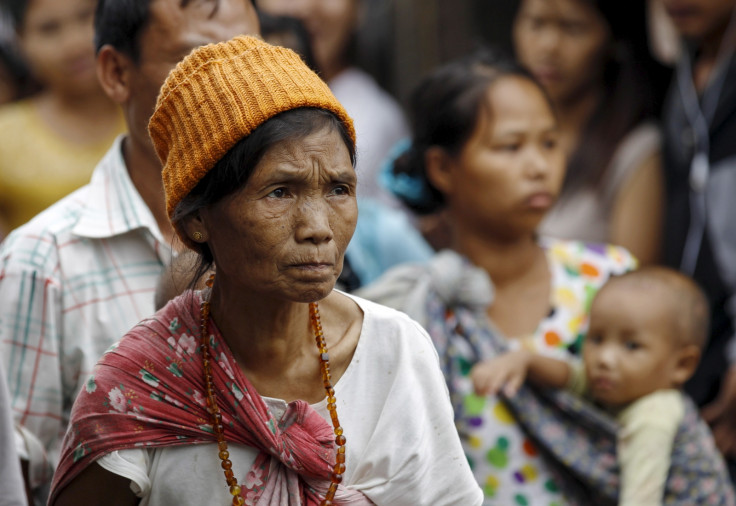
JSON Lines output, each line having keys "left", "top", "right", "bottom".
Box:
{"left": 472, "top": 266, "right": 715, "bottom": 505}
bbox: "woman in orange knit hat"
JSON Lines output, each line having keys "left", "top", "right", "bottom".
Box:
{"left": 48, "top": 35, "right": 482, "bottom": 506}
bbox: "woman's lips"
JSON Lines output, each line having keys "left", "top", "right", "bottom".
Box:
{"left": 533, "top": 68, "right": 562, "bottom": 85}
{"left": 526, "top": 192, "right": 555, "bottom": 210}
{"left": 664, "top": 5, "right": 700, "bottom": 27}
{"left": 290, "top": 262, "right": 333, "bottom": 274}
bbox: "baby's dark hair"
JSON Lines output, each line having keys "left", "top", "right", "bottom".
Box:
{"left": 384, "top": 46, "right": 549, "bottom": 215}
{"left": 602, "top": 266, "right": 710, "bottom": 349}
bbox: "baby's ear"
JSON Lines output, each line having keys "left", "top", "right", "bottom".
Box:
{"left": 672, "top": 344, "right": 701, "bottom": 386}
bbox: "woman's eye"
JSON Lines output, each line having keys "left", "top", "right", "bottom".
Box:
{"left": 524, "top": 15, "right": 545, "bottom": 31}
{"left": 330, "top": 185, "right": 350, "bottom": 196}
{"left": 497, "top": 144, "right": 521, "bottom": 153}
{"left": 562, "top": 22, "right": 587, "bottom": 36}
{"left": 268, "top": 187, "right": 288, "bottom": 198}
{"left": 543, "top": 138, "right": 558, "bottom": 150}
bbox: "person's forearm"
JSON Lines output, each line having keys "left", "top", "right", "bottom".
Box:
{"left": 526, "top": 352, "right": 571, "bottom": 390}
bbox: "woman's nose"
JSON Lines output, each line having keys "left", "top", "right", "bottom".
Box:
{"left": 295, "top": 197, "right": 333, "bottom": 244}
{"left": 536, "top": 24, "right": 562, "bottom": 55}
{"left": 525, "top": 147, "right": 550, "bottom": 179}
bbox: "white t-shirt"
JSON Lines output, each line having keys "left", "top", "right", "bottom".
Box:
{"left": 97, "top": 294, "right": 483, "bottom": 506}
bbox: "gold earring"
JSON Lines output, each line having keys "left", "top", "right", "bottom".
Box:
{"left": 192, "top": 231, "right": 203, "bottom": 242}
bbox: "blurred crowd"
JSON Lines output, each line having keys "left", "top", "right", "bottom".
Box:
{"left": 0, "top": 0, "right": 735, "bottom": 505}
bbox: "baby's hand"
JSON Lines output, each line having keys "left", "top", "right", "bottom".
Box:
{"left": 470, "top": 349, "right": 531, "bottom": 398}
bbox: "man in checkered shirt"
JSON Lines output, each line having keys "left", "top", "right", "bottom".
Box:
{"left": 0, "top": 1, "right": 259, "bottom": 503}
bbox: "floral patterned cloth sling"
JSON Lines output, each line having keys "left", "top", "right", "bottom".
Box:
{"left": 49, "top": 291, "right": 372, "bottom": 505}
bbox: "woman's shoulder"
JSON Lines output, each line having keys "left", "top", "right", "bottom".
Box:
{"left": 341, "top": 290, "right": 425, "bottom": 332}
{"left": 336, "top": 292, "right": 444, "bottom": 389}
{"left": 603, "top": 121, "right": 662, "bottom": 196}
{"left": 105, "top": 292, "right": 202, "bottom": 359}
{"left": 338, "top": 291, "right": 436, "bottom": 351}
{"left": 353, "top": 258, "right": 433, "bottom": 316}
{"left": 614, "top": 121, "right": 661, "bottom": 161}
{"left": 541, "top": 236, "right": 638, "bottom": 278}
{"left": 355, "top": 250, "right": 492, "bottom": 322}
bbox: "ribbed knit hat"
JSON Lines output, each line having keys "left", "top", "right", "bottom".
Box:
{"left": 149, "top": 35, "right": 355, "bottom": 221}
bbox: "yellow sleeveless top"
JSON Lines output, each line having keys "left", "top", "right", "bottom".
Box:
{"left": 0, "top": 99, "right": 126, "bottom": 231}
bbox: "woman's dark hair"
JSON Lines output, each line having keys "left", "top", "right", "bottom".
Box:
{"left": 388, "top": 47, "right": 547, "bottom": 215}
{"left": 4, "top": 0, "right": 30, "bottom": 31}
{"left": 172, "top": 107, "right": 356, "bottom": 288}
{"left": 0, "top": 6, "right": 36, "bottom": 100}
{"left": 558, "top": 0, "right": 671, "bottom": 197}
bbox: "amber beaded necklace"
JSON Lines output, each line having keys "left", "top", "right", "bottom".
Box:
{"left": 200, "top": 294, "right": 346, "bottom": 506}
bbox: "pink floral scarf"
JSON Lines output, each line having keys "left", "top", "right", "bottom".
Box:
{"left": 50, "top": 291, "right": 372, "bottom": 505}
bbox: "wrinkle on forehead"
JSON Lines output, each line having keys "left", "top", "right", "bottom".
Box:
{"left": 256, "top": 128, "right": 355, "bottom": 181}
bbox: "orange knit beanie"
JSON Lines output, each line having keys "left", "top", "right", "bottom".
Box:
{"left": 149, "top": 35, "right": 355, "bottom": 221}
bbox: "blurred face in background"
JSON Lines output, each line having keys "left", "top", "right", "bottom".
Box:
{"left": 661, "top": 0, "right": 736, "bottom": 41}
{"left": 17, "top": 0, "right": 98, "bottom": 96}
{"left": 513, "top": 0, "right": 611, "bottom": 106}
{"left": 435, "top": 76, "right": 565, "bottom": 241}
{"left": 256, "top": 0, "right": 358, "bottom": 80}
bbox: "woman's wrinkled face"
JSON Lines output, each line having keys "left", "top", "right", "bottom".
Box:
{"left": 18, "top": 0, "right": 98, "bottom": 94}
{"left": 439, "top": 76, "right": 565, "bottom": 240}
{"left": 200, "top": 126, "right": 357, "bottom": 303}
{"left": 256, "top": 0, "right": 357, "bottom": 78}
{"left": 513, "top": 0, "right": 610, "bottom": 105}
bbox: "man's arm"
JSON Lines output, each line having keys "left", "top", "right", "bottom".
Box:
{"left": 0, "top": 235, "right": 65, "bottom": 497}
